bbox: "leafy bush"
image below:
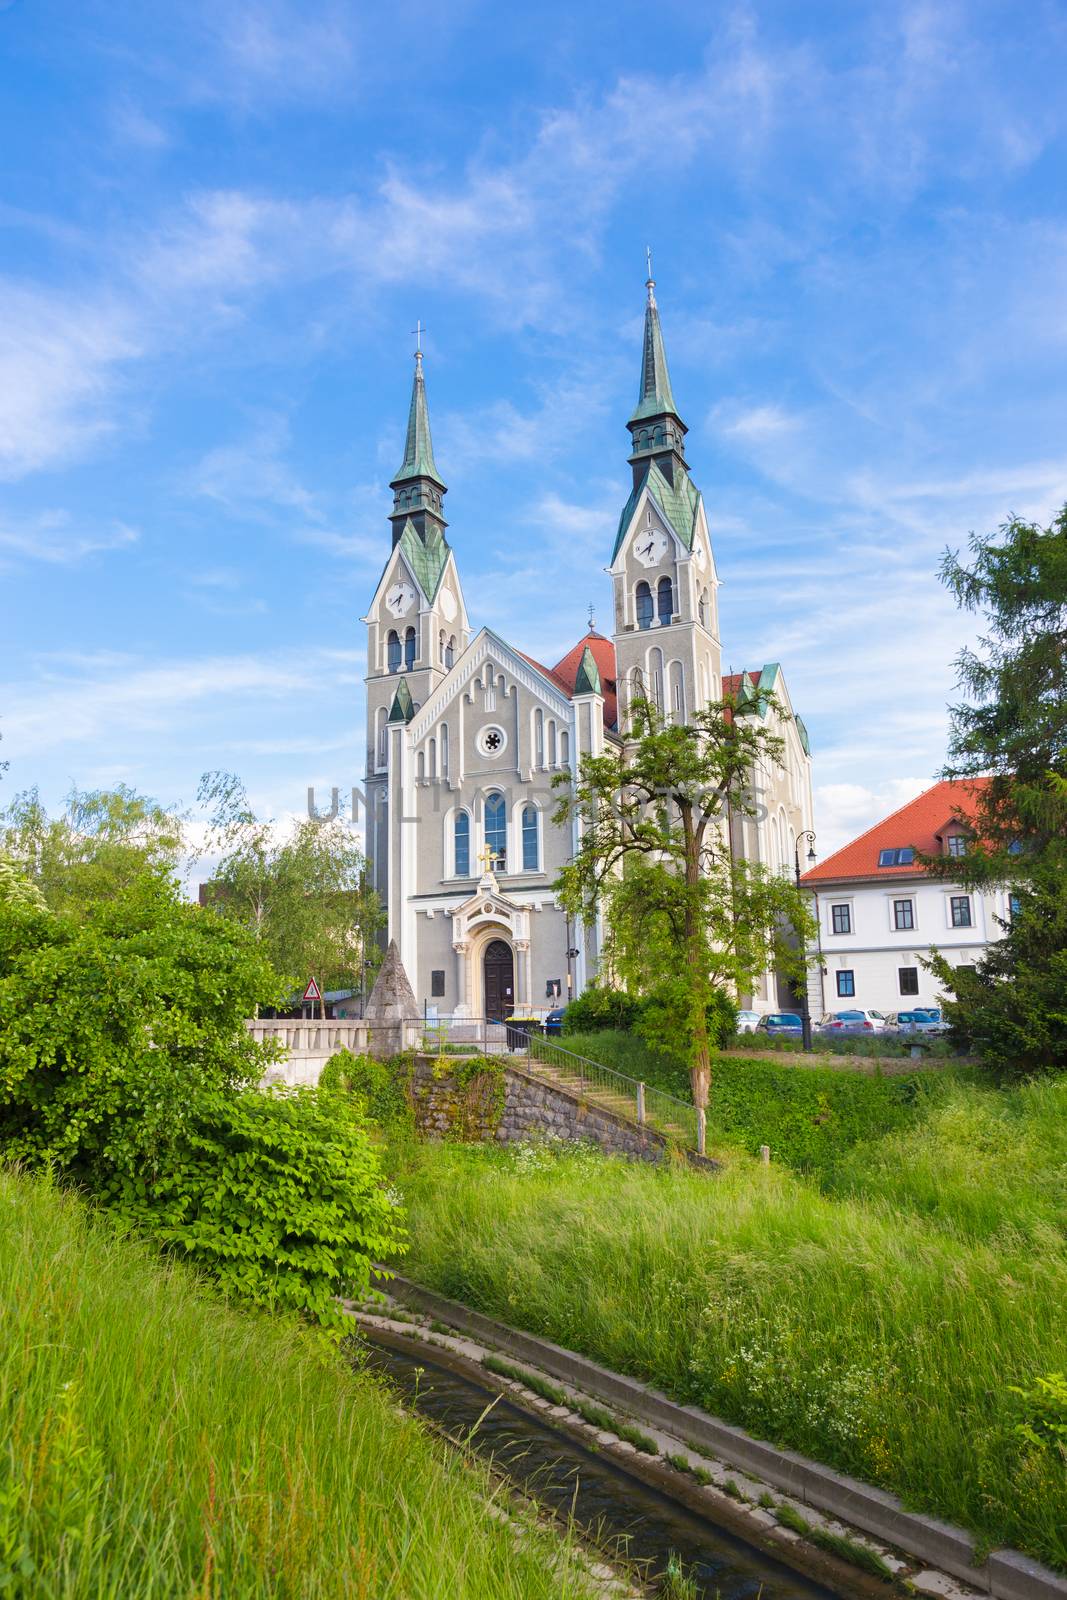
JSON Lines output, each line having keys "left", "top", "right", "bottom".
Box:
{"left": 1011, "top": 1372, "right": 1067, "bottom": 1457}
{"left": 0, "top": 879, "right": 279, "bottom": 1180}
{"left": 562, "top": 982, "right": 641, "bottom": 1034}
{"left": 320, "top": 1046, "right": 414, "bottom": 1131}
{"left": 104, "top": 1086, "right": 405, "bottom": 1330}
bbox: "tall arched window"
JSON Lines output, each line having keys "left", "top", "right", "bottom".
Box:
{"left": 484, "top": 792, "right": 507, "bottom": 871}
{"left": 698, "top": 588, "right": 708, "bottom": 628}
{"left": 560, "top": 729, "right": 569, "bottom": 765}
{"left": 376, "top": 707, "right": 387, "bottom": 766}
{"left": 441, "top": 722, "right": 449, "bottom": 779}
{"left": 650, "top": 648, "right": 664, "bottom": 714}
{"left": 439, "top": 629, "right": 446, "bottom": 663}
{"left": 387, "top": 630, "right": 401, "bottom": 672}
{"left": 657, "top": 576, "right": 674, "bottom": 625}
{"left": 636, "top": 581, "right": 653, "bottom": 630}
{"left": 534, "top": 708, "right": 544, "bottom": 768}
{"left": 417, "top": 751, "right": 425, "bottom": 780}
{"left": 429, "top": 737, "right": 437, "bottom": 779}
{"left": 671, "top": 662, "right": 685, "bottom": 722}
{"left": 454, "top": 811, "right": 470, "bottom": 876}
{"left": 522, "top": 805, "right": 539, "bottom": 871}
{"left": 404, "top": 626, "right": 416, "bottom": 670}
{"left": 445, "top": 635, "right": 455, "bottom": 668}
{"left": 548, "top": 720, "right": 557, "bottom": 767}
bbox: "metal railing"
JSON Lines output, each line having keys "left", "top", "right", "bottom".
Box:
{"left": 525, "top": 1033, "right": 702, "bottom": 1152}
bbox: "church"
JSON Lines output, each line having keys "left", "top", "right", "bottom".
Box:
{"left": 363, "top": 273, "right": 815, "bottom": 1021}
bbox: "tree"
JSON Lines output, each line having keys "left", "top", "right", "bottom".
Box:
{"left": 553, "top": 694, "right": 816, "bottom": 1109}
{"left": 926, "top": 507, "right": 1067, "bottom": 1072}
{"left": 198, "top": 772, "right": 383, "bottom": 1014}
{"left": 0, "top": 875, "right": 281, "bottom": 1180}
{"left": 0, "top": 784, "right": 184, "bottom": 917}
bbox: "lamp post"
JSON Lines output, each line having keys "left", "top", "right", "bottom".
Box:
{"left": 794, "top": 830, "right": 817, "bottom": 1053}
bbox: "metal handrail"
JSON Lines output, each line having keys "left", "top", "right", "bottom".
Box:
{"left": 525, "top": 1033, "right": 699, "bottom": 1148}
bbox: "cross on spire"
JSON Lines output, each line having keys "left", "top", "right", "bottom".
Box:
{"left": 587, "top": 601, "right": 596, "bottom": 632}
{"left": 645, "top": 244, "right": 653, "bottom": 282}
{"left": 411, "top": 319, "right": 425, "bottom": 357}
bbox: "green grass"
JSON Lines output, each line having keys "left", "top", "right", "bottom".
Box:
{"left": 561, "top": 1029, "right": 941, "bottom": 1174}
{"left": 386, "top": 1076, "right": 1067, "bottom": 1573}
{"left": 481, "top": 1354, "right": 568, "bottom": 1407}
{"left": 0, "top": 1168, "right": 600, "bottom": 1599}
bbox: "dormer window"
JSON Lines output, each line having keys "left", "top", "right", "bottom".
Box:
{"left": 946, "top": 834, "right": 967, "bottom": 858}
{"left": 878, "top": 847, "right": 915, "bottom": 867}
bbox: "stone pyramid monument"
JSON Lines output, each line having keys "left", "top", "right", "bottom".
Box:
{"left": 364, "top": 939, "right": 417, "bottom": 1057}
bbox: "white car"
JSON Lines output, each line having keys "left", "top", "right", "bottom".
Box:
{"left": 822, "top": 1009, "right": 889, "bottom": 1034}
{"left": 735, "top": 1009, "right": 761, "bottom": 1034}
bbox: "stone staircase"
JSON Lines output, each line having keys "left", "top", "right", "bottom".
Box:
{"left": 523, "top": 1043, "right": 697, "bottom": 1148}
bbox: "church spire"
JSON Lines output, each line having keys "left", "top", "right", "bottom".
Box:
{"left": 626, "top": 262, "right": 688, "bottom": 488}
{"left": 389, "top": 338, "right": 448, "bottom": 548}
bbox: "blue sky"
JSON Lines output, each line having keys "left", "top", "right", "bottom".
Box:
{"left": 2, "top": 0, "right": 1066, "bottom": 862}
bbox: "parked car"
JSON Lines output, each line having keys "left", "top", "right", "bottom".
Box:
{"left": 913, "top": 1008, "right": 943, "bottom": 1023}
{"left": 544, "top": 1007, "right": 567, "bottom": 1036}
{"left": 755, "top": 1012, "right": 804, "bottom": 1038}
{"left": 735, "top": 1009, "right": 761, "bottom": 1034}
{"left": 822, "top": 1009, "right": 889, "bottom": 1033}
{"left": 893, "top": 1010, "right": 943, "bottom": 1035}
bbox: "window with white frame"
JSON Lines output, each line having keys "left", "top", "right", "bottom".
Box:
{"left": 831, "top": 902, "right": 851, "bottom": 935}
{"left": 950, "top": 894, "right": 972, "bottom": 928}
{"left": 946, "top": 833, "right": 968, "bottom": 858}
{"left": 521, "top": 805, "right": 539, "bottom": 871}
{"left": 893, "top": 898, "right": 914, "bottom": 930}
{"left": 453, "top": 811, "right": 471, "bottom": 876}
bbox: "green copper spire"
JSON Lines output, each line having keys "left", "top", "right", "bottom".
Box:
{"left": 628, "top": 275, "right": 679, "bottom": 426}
{"left": 387, "top": 677, "right": 415, "bottom": 724}
{"left": 573, "top": 643, "right": 602, "bottom": 696}
{"left": 393, "top": 350, "right": 444, "bottom": 488}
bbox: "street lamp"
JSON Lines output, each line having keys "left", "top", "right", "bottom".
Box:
{"left": 793, "top": 830, "right": 817, "bottom": 1052}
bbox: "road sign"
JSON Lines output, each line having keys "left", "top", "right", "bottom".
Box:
{"left": 302, "top": 977, "right": 322, "bottom": 1004}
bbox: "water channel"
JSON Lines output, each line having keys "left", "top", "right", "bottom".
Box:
{"left": 360, "top": 1325, "right": 854, "bottom": 1600}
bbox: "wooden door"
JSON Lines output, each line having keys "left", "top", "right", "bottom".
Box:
{"left": 483, "top": 939, "right": 514, "bottom": 1021}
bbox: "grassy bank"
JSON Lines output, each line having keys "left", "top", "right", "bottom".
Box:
{"left": 562, "top": 1028, "right": 941, "bottom": 1174}
{"left": 0, "top": 1167, "right": 597, "bottom": 1599}
{"left": 387, "top": 1076, "right": 1067, "bottom": 1572}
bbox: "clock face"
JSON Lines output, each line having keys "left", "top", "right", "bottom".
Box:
{"left": 635, "top": 525, "right": 669, "bottom": 568}
{"left": 385, "top": 580, "right": 416, "bottom": 617}
{"left": 439, "top": 587, "right": 457, "bottom": 622}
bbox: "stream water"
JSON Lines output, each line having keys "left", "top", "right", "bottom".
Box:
{"left": 360, "top": 1326, "right": 852, "bottom": 1600}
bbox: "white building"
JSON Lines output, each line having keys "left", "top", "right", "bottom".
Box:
{"left": 362, "top": 273, "right": 815, "bottom": 1018}
{"left": 801, "top": 778, "right": 1013, "bottom": 1015}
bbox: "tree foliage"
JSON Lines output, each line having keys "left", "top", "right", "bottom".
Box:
{"left": 198, "top": 771, "right": 383, "bottom": 1011}
{"left": 553, "top": 694, "right": 815, "bottom": 1108}
{"left": 0, "top": 784, "right": 184, "bottom": 917}
{"left": 0, "top": 877, "right": 280, "bottom": 1178}
{"left": 928, "top": 508, "right": 1067, "bottom": 1073}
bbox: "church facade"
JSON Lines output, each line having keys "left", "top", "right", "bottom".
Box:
{"left": 363, "top": 276, "right": 815, "bottom": 1020}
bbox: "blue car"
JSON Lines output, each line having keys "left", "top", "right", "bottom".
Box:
{"left": 756, "top": 1012, "right": 804, "bottom": 1038}
{"left": 544, "top": 1007, "right": 567, "bottom": 1036}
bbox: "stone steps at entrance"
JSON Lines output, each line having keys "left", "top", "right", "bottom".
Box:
{"left": 522, "top": 1056, "right": 692, "bottom": 1143}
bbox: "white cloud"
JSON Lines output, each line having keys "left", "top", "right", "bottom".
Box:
{"left": 0, "top": 511, "right": 139, "bottom": 566}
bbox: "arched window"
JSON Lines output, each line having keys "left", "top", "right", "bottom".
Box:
{"left": 387, "top": 630, "right": 401, "bottom": 673}
{"left": 548, "top": 720, "right": 557, "bottom": 766}
{"left": 429, "top": 737, "right": 437, "bottom": 779}
{"left": 441, "top": 722, "right": 449, "bottom": 779}
{"left": 698, "top": 588, "right": 708, "bottom": 628}
{"left": 376, "top": 707, "right": 387, "bottom": 766}
{"left": 417, "top": 750, "right": 425, "bottom": 780}
{"left": 657, "top": 576, "right": 674, "bottom": 626}
{"left": 404, "top": 626, "right": 416, "bottom": 671}
{"left": 522, "top": 805, "right": 539, "bottom": 871}
{"left": 560, "top": 730, "right": 569, "bottom": 765}
{"left": 454, "top": 811, "right": 470, "bottom": 876}
{"left": 445, "top": 635, "right": 455, "bottom": 668}
{"left": 534, "top": 708, "right": 544, "bottom": 768}
{"left": 636, "top": 581, "right": 653, "bottom": 630}
{"left": 439, "top": 629, "right": 446, "bottom": 663}
{"left": 650, "top": 648, "right": 664, "bottom": 714}
{"left": 671, "top": 662, "right": 685, "bottom": 722}
{"left": 484, "top": 792, "right": 507, "bottom": 871}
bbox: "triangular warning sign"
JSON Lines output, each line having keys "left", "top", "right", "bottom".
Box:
{"left": 302, "top": 977, "right": 322, "bottom": 1003}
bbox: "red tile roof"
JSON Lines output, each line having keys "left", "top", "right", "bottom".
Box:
{"left": 519, "top": 631, "right": 619, "bottom": 730}
{"left": 801, "top": 778, "right": 989, "bottom": 884}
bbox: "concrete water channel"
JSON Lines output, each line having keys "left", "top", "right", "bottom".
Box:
{"left": 361, "top": 1323, "right": 861, "bottom": 1600}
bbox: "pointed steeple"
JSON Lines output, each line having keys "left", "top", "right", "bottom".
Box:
{"left": 394, "top": 350, "right": 444, "bottom": 487}
{"left": 629, "top": 275, "right": 679, "bottom": 426}
{"left": 626, "top": 265, "right": 688, "bottom": 489}
{"left": 387, "top": 676, "right": 415, "bottom": 723}
{"left": 573, "top": 643, "right": 602, "bottom": 697}
{"left": 389, "top": 343, "right": 448, "bottom": 549}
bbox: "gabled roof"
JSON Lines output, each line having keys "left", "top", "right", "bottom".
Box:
{"left": 396, "top": 519, "right": 449, "bottom": 601}
{"left": 801, "top": 778, "right": 989, "bottom": 885}
{"left": 612, "top": 459, "right": 703, "bottom": 562}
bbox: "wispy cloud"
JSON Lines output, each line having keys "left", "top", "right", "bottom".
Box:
{"left": 0, "top": 511, "right": 139, "bottom": 566}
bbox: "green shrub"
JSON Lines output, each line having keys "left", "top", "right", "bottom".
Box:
{"left": 104, "top": 1086, "right": 406, "bottom": 1330}
{"left": 562, "top": 983, "right": 641, "bottom": 1034}
{"left": 319, "top": 1046, "right": 414, "bottom": 1131}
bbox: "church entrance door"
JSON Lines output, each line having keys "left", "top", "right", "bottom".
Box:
{"left": 482, "top": 939, "right": 514, "bottom": 1022}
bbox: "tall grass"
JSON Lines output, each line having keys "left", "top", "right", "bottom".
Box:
{"left": 390, "top": 1082, "right": 1067, "bottom": 1572}
{"left": 0, "top": 1168, "right": 596, "bottom": 1599}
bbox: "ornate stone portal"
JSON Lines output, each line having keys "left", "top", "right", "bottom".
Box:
{"left": 449, "top": 861, "right": 533, "bottom": 1016}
